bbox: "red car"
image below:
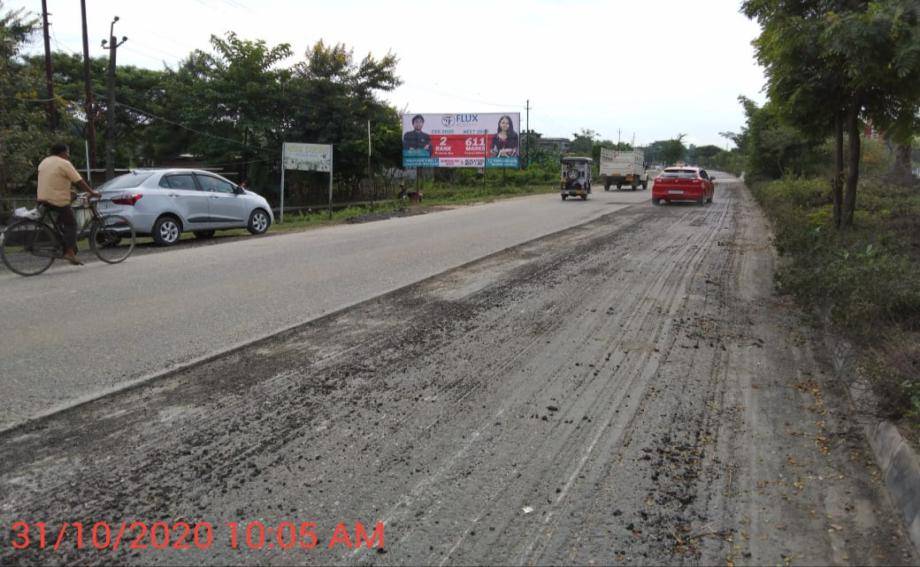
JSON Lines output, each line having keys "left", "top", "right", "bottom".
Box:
{"left": 652, "top": 167, "right": 715, "bottom": 205}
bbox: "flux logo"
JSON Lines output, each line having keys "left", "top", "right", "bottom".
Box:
{"left": 441, "top": 114, "right": 479, "bottom": 127}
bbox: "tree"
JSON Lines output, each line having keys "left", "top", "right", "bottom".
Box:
{"left": 692, "top": 144, "right": 723, "bottom": 166}
{"left": 569, "top": 128, "right": 599, "bottom": 155}
{"left": 652, "top": 134, "right": 687, "bottom": 166}
{"left": 0, "top": 2, "right": 47, "bottom": 202}
{"left": 743, "top": 0, "right": 920, "bottom": 227}
{"left": 736, "top": 96, "right": 826, "bottom": 179}
{"left": 287, "top": 40, "right": 402, "bottom": 194}
{"left": 152, "top": 35, "right": 402, "bottom": 197}
{"left": 28, "top": 52, "right": 170, "bottom": 172}
{"left": 164, "top": 32, "right": 293, "bottom": 182}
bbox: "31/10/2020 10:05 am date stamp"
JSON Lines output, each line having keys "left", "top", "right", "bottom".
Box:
{"left": 8, "top": 520, "right": 385, "bottom": 553}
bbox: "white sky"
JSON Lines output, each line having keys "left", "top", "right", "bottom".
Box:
{"left": 12, "top": 0, "right": 767, "bottom": 148}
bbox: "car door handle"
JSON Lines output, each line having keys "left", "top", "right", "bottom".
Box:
{"left": 209, "top": 195, "right": 220, "bottom": 199}
{"left": 168, "top": 193, "right": 180, "bottom": 198}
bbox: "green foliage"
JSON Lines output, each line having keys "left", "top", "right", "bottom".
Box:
{"left": 688, "top": 144, "right": 723, "bottom": 165}
{"left": 735, "top": 96, "right": 828, "bottom": 180}
{"left": 656, "top": 135, "right": 687, "bottom": 166}
{"left": 426, "top": 160, "right": 559, "bottom": 191}
{"left": 742, "top": 0, "right": 920, "bottom": 226}
{"left": 752, "top": 175, "right": 920, "bottom": 419}
{"left": 0, "top": 2, "right": 58, "bottom": 202}
{"left": 703, "top": 149, "right": 746, "bottom": 175}
{"left": 3, "top": 25, "right": 404, "bottom": 203}
{"left": 754, "top": 176, "right": 920, "bottom": 331}
{"left": 822, "top": 0, "right": 920, "bottom": 144}
{"left": 569, "top": 128, "right": 598, "bottom": 156}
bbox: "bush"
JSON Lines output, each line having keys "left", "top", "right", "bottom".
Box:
{"left": 752, "top": 176, "right": 920, "bottom": 422}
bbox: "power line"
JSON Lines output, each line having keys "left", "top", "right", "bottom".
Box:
{"left": 106, "top": 98, "right": 273, "bottom": 153}
{"left": 123, "top": 39, "right": 185, "bottom": 62}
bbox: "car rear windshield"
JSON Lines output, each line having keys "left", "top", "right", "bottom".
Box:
{"left": 661, "top": 169, "right": 698, "bottom": 179}
{"left": 97, "top": 172, "right": 154, "bottom": 191}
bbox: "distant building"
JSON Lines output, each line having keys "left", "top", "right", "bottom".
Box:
{"left": 537, "top": 137, "right": 571, "bottom": 153}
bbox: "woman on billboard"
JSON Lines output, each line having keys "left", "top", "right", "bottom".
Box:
{"left": 491, "top": 115, "right": 520, "bottom": 158}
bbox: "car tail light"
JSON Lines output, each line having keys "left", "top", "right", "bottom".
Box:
{"left": 112, "top": 193, "right": 143, "bottom": 206}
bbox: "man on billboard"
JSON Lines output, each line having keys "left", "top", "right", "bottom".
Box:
{"left": 403, "top": 114, "right": 432, "bottom": 155}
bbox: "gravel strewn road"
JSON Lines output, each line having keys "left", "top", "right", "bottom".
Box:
{"left": 1, "top": 179, "right": 915, "bottom": 565}
{"left": 0, "top": 189, "right": 648, "bottom": 430}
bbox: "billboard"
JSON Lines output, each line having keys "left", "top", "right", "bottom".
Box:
{"left": 401, "top": 113, "right": 521, "bottom": 169}
{"left": 283, "top": 143, "right": 332, "bottom": 172}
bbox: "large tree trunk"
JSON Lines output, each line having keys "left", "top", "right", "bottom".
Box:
{"left": 890, "top": 142, "right": 913, "bottom": 186}
{"left": 833, "top": 112, "right": 844, "bottom": 229}
{"left": 842, "top": 100, "right": 861, "bottom": 228}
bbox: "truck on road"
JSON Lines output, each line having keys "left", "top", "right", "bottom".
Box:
{"left": 600, "top": 148, "right": 648, "bottom": 191}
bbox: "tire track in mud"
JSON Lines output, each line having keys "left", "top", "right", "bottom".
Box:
{"left": 434, "top": 202, "right": 732, "bottom": 563}
{"left": 518, "top": 197, "right": 734, "bottom": 562}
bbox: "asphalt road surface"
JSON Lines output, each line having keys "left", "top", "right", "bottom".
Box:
{"left": 1, "top": 179, "right": 915, "bottom": 565}
{"left": 0, "top": 187, "right": 648, "bottom": 430}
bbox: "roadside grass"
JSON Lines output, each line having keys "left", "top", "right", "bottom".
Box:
{"left": 750, "top": 176, "right": 920, "bottom": 433}
{"left": 271, "top": 183, "right": 557, "bottom": 231}
{"left": 96, "top": 183, "right": 557, "bottom": 247}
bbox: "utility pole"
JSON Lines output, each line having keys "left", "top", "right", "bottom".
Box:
{"left": 525, "top": 99, "right": 530, "bottom": 168}
{"left": 101, "top": 16, "right": 127, "bottom": 180}
{"left": 40, "top": 0, "right": 57, "bottom": 130}
{"left": 81, "top": 0, "right": 97, "bottom": 177}
{"left": 367, "top": 120, "right": 373, "bottom": 201}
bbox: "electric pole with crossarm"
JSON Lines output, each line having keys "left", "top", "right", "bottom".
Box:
{"left": 101, "top": 16, "right": 127, "bottom": 181}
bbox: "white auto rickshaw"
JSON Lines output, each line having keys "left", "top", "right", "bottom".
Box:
{"left": 560, "top": 157, "right": 593, "bottom": 201}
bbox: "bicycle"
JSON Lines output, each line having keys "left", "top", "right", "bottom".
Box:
{"left": 0, "top": 194, "right": 136, "bottom": 276}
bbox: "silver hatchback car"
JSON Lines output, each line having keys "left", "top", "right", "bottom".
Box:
{"left": 96, "top": 169, "right": 274, "bottom": 246}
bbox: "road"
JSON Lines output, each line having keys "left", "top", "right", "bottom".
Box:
{"left": 0, "top": 188, "right": 648, "bottom": 430}
{"left": 1, "top": 178, "right": 915, "bottom": 565}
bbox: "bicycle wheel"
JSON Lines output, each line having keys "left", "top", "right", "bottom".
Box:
{"left": 0, "top": 219, "right": 61, "bottom": 276}
{"left": 89, "top": 214, "right": 135, "bottom": 264}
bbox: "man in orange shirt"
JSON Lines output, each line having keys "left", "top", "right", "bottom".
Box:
{"left": 37, "top": 143, "right": 100, "bottom": 265}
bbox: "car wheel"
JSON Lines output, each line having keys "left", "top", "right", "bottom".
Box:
{"left": 642, "top": 181, "right": 648, "bottom": 190}
{"left": 652, "top": 198, "right": 660, "bottom": 206}
{"left": 152, "top": 215, "right": 182, "bottom": 246}
{"left": 697, "top": 196, "right": 705, "bottom": 206}
{"left": 604, "top": 183, "right": 610, "bottom": 191}
{"left": 247, "top": 209, "right": 271, "bottom": 235}
{"left": 194, "top": 230, "right": 215, "bottom": 239}
{"left": 561, "top": 194, "right": 567, "bottom": 201}
{"left": 581, "top": 194, "right": 588, "bottom": 200}
{"left": 616, "top": 184, "right": 622, "bottom": 190}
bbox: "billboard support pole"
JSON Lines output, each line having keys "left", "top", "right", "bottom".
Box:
{"left": 328, "top": 147, "right": 334, "bottom": 220}
{"left": 279, "top": 143, "right": 285, "bottom": 224}
{"left": 483, "top": 129, "right": 488, "bottom": 192}
{"left": 525, "top": 99, "right": 530, "bottom": 168}
{"left": 367, "top": 120, "right": 373, "bottom": 204}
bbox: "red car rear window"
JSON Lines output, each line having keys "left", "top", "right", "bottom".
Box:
{"left": 661, "top": 170, "right": 697, "bottom": 179}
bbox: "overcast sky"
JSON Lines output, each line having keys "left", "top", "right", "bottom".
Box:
{"left": 11, "top": 0, "right": 767, "bottom": 148}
